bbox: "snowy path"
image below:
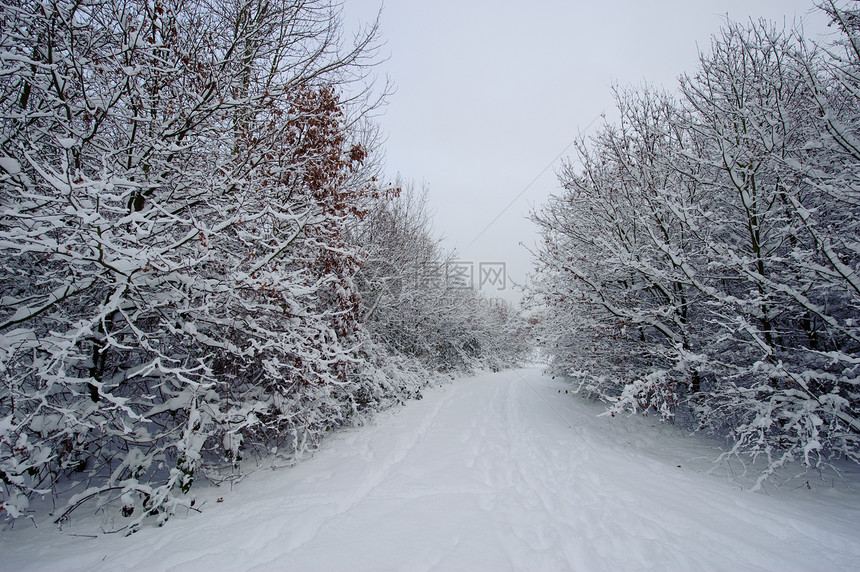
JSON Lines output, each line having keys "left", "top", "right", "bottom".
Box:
{"left": 3, "top": 368, "right": 860, "bottom": 571}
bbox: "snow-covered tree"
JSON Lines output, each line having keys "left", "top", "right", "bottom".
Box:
{"left": 355, "top": 181, "right": 531, "bottom": 374}
{"left": 532, "top": 86, "right": 707, "bottom": 418}
{"left": 533, "top": 9, "right": 860, "bottom": 483}
{"left": 0, "top": 0, "right": 385, "bottom": 528}
{"left": 676, "top": 19, "right": 860, "bottom": 478}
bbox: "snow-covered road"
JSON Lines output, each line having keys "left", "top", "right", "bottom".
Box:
{"left": 4, "top": 368, "right": 859, "bottom": 571}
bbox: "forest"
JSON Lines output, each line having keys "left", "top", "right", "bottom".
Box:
{"left": 531, "top": 1, "right": 860, "bottom": 488}
{"left": 1, "top": 0, "right": 859, "bottom": 532}
{"left": 0, "top": 0, "right": 529, "bottom": 528}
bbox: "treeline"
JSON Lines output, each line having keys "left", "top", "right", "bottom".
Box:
{"left": 532, "top": 2, "right": 860, "bottom": 484}
{"left": 0, "top": 0, "right": 529, "bottom": 529}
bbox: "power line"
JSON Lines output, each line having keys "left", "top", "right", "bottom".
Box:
{"left": 465, "top": 112, "right": 603, "bottom": 250}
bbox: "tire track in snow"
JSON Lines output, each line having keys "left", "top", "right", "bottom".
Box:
{"left": 465, "top": 374, "right": 572, "bottom": 569}
{"left": 253, "top": 384, "right": 461, "bottom": 564}
{"left": 249, "top": 369, "right": 860, "bottom": 571}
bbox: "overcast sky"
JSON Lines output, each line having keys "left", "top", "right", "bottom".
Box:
{"left": 341, "top": 1, "right": 831, "bottom": 304}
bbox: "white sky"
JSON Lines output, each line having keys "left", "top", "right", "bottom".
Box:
{"left": 341, "top": 1, "right": 832, "bottom": 304}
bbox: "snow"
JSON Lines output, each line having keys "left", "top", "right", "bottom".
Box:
{"left": 0, "top": 156, "right": 20, "bottom": 175}
{"left": 3, "top": 368, "right": 859, "bottom": 571}
{"left": 56, "top": 138, "right": 77, "bottom": 150}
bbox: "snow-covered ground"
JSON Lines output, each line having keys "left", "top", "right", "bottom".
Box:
{"left": 3, "top": 368, "right": 859, "bottom": 571}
